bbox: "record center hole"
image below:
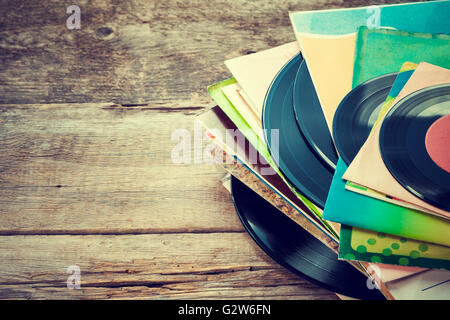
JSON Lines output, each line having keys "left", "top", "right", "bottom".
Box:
{"left": 425, "top": 114, "right": 450, "bottom": 173}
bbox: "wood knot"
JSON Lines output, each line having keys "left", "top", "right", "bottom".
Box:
{"left": 96, "top": 27, "right": 114, "bottom": 39}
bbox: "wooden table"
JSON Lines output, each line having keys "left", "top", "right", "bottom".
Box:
{"left": 0, "top": 0, "right": 413, "bottom": 300}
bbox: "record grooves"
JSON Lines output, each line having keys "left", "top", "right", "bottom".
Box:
{"left": 379, "top": 83, "right": 450, "bottom": 212}
{"left": 262, "top": 53, "right": 333, "bottom": 209}
{"left": 293, "top": 60, "right": 338, "bottom": 171}
{"left": 230, "top": 175, "right": 385, "bottom": 300}
{"left": 333, "top": 73, "right": 397, "bottom": 165}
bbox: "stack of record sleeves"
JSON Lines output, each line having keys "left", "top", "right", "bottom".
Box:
{"left": 197, "top": 1, "right": 450, "bottom": 300}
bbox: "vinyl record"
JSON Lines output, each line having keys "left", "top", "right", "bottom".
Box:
{"left": 263, "top": 53, "right": 333, "bottom": 209}
{"left": 230, "top": 175, "right": 385, "bottom": 300}
{"left": 379, "top": 83, "right": 450, "bottom": 212}
{"left": 293, "top": 60, "right": 338, "bottom": 171}
{"left": 333, "top": 73, "right": 397, "bottom": 165}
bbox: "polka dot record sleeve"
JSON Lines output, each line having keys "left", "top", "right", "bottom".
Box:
{"left": 339, "top": 225, "right": 450, "bottom": 270}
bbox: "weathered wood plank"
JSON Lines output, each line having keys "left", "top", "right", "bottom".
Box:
{"left": 0, "top": 103, "right": 242, "bottom": 233}
{"left": 0, "top": 282, "right": 336, "bottom": 300}
{"left": 0, "top": 0, "right": 416, "bottom": 104}
{"left": 0, "top": 233, "right": 337, "bottom": 299}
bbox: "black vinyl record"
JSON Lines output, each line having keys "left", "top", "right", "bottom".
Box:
{"left": 293, "top": 60, "right": 338, "bottom": 171}
{"left": 333, "top": 73, "right": 397, "bottom": 165}
{"left": 263, "top": 53, "right": 333, "bottom": 209}
{"left": 230, "top": 175, "right": 385, "bottom": 300}
{"left": 379, "top": 83, "right": 450, "bottom": 212}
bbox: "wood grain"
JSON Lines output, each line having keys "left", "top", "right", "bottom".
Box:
{"left": 0, "top": 234, "right": 337, "bottom": 299}
{"left": 0, "top": 0, "right": 415, "bottom": 105}
{"left": 0, "top": 103, "right": 241, "bottom": 234}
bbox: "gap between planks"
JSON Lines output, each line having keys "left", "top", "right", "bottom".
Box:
{"left": 0, "top": 229, "right": 246, "bottom": 236}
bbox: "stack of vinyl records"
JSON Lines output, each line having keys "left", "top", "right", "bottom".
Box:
{"left": 197, "top": 1, "right": 450, "bottom": 300}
